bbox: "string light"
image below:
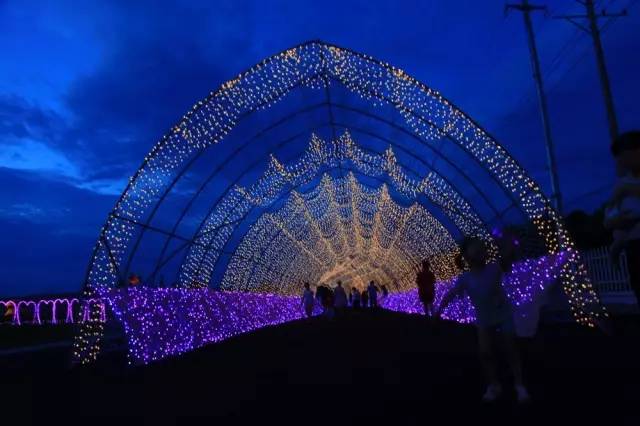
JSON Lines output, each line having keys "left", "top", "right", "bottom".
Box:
{"left": 183, "top": 131, "right": 481, "bottom": 290}
{"left": 0, "top": 298, "right": 105, "bottom": 325}
{"left": 222, "top": 173, "right": 460, "bottom": 294}
{"left": 106, "top": 288, "right": 323, "bottom": 364}
{"left": 74, "top": 41, "right": 606, "bottom": 364}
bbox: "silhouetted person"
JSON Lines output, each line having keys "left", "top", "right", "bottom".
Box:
{"left": 436, "top": 237, "right": 530, "bottom": 403}
{"left": 416, "top": 259, "right": 436, "bottom": 316}
{"left": 350, "top": 287, "right": 361, "bottom": 308}
{"left": 606, "top": 131, "right": 640, "bottom": 305}
{"left": 302, "top": 282, "right": 315, "bottom": 318}
{"left": 381, "top": 284, "right": 389, "bottom": 298}
{"left": 334, "top": 281, "right": 348, "bottom": 309}
{"left": 315, "top": 285, "right": 325, "bottom": 308}
{"left": 367, "top": 281, "right": 378, "bottom": 308}
{"left": 323, "top": 286, "right": 335, "bottom": 319}
{"left": 361, "top": 288, "right": 369, "bottom": 308}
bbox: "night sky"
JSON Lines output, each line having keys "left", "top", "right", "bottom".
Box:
{"left": 1, "top": 0, "right": 639, "bottom": 297}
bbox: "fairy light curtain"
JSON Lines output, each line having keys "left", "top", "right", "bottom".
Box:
{"left": 180, "top": 131, "right": 486, "bottom": 290}
{"left": 222, "top": 173, "right": 460, "bottom": 294}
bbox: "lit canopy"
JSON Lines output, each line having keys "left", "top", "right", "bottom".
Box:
{"left": 74, "top": 41, "right": 606, "bottom": 363}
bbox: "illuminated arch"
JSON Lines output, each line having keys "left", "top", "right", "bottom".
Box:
{"left": 222, "top": 173, "right": 460, "bottom": 294}
{"left": 74, "top": 40, "right": 606, "bottom": 364}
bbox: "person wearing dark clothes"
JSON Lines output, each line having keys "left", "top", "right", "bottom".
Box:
{"left": 334, "top": 281, "right": 348, "bottom": 309}
{"left": 323, "top": 286, "right": 335, "bottom": 319}
{"left": 416, "top": 259, "right": 436, "bottom": 316}
{"left": 350, "top": 287, "right": 361, "bottom": 308}
{"left": 361, "top": 288, "right": 369, "bottom": 308}
{"left": 367, "top": 281, "right": 378, "bottom": 308}
{"left": 302, "top": 282, "right": 315, "bottom": 318}
{"left": 315, "top": 285, "right": 326, "bottom": 312}
{"left": 381, "top": 284, "right": 389, "bottom": 298}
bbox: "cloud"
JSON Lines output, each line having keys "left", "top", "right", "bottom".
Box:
{"left": 0, "top": 202, "right": 70, "bottom": 224}
{"left": 0, "top": 135, "right": 126, "bottom": 196}
{"left": 0, "top": 138, "right": 81, "bottom": 178}
{"left": 75, "top": 177, "right": 127, "bottom": 196}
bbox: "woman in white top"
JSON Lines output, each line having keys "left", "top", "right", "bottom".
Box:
{"left": 436, "top": 237, "right": 530, "bottom": 404}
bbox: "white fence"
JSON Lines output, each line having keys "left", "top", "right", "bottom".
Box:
{"left": 581, "top": 247, "right": 637, "bottom": 305}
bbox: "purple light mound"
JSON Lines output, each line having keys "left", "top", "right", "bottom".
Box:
{"left": 107, "top": 253, "right": 569, "bottom": 364}
{"left": 106, "top": 288, "right": 321, "bottom": 364}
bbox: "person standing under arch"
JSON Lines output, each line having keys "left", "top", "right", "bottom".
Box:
{"left": 436, "top": 237, "right": 530, "bottom": 404}
{"left": 380, "top": 284, "right": 389, "bottom": 298}
{"left": 361, "top": 288, "right": 369, "bottom": 309}
{"left": 367, "top": 281, "right": 378, "bottom": 308}
{"left": 301, "top": 282, "right": 315, "bottom": 318}
{"left": 334, "top": 281, "right": 348, "bottom": 312}
{"left": 350, "top": 287, "right": 361, "bottom": 309}
{"left": 416, "top": 259, "right": 436, "bottom": 316}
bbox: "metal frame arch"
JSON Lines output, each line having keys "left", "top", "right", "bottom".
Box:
{"left": 76, "top": 40, "right": 606, "bottom": 364}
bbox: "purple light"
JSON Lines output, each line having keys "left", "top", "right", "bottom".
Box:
{"left": 0, "top": 297, "right": 105, "bottom": 325}
{"left": 104, "top": 288, "right": 322, "bottom": 364}
{"left": 2, "top": 253, "right": 572, "bottom": 363}
{"left": 104, "top": 252, "right": 568, "bottom": 364}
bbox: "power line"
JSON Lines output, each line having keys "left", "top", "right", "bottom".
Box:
{"left": 506, "top": 0, "right": 564, "bottom": 213}
{"left": 564, "top": 182, "right": 614, "bottom": 210}
{"left": 498, "top": 0, "right": 634, "bottom": 132}
{"left": 554, "top": 0, "right": 628, "bottom": 141}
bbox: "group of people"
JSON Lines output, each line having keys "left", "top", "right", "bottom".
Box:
{"left": 301, "top": 280, "right": 388, "bottom": 319}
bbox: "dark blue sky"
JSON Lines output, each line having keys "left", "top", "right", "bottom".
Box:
{"left": 1, "top": 0, "right": 639, "bottom": 296}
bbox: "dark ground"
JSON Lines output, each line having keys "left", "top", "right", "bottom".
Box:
{"left": 2, "top": 309, "right": 639, "bottom": 425}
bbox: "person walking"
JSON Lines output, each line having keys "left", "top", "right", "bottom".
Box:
{"left": 416, "top": 259, "right": 436, "bottom": 316}
{"left": 380, "top": 284, "right": 389, "bottom": 298}
{"left": 435, "top": 237, "right": 530, "bottom": 404}
{"left": 367, "top": 281, "right": 378, "bottom": 308}
{"left": 334, "top": 281, "right": 348, "bottom": 310}
{"left": 361, "top": 288, "right": 369, "bottom": 309}
{"left": 315, "top": 285, "right": 326, "bottom": 311}
{"left": 301, "top": 282, "right": 315, "bottom": 318}
{"left": 350, "top": 287, "right": 361, "bottom": 309}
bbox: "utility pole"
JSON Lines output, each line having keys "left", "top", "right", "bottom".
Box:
{"left": 554, "top": 0, "right": 627, "bottom": 142}
{"left": 506, "top": 0, "right": 563, "bottom": 214}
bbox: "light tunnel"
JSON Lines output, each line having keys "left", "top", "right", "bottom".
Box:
{"left": 74, "top": 41, "right": 606, "bottom": 364}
